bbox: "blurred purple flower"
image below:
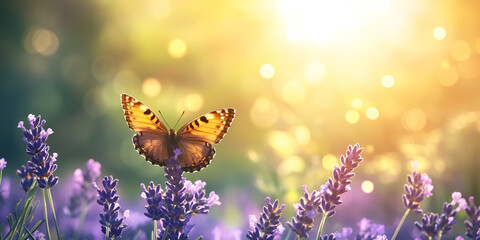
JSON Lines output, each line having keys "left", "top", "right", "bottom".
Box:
{"left": 0, "top": 158, "right": 6, "bottom": 170}
{"left": 64, "top": 159, "right": 102, "bottom": 217}
{"left": 212, "top": 224, "right": 242, "bottom": 240}
{"left": 464, "top": 196, "right": 480, "bottom": 239}
{"left": 357, "top": 218, "right": 386, "bottom": 240}
{"left": 320, "top": 233, "right": 336, "bottom": 240}
{"left": 17, "top": 114, "right": 58, "bottom": 189}
{"left": 246, "top": 197, "right": 285, "bottom": 240}
{"left": 32, "top": 230, "right": 47, "bottom": 240}
{"left": 334, "top": 227, "right": 352, "bottom": 240}
{"left": 455, "top": 236, "right": 464, "bottom": 240}
{"left": 0, "top": 177, "right": 11, "bottom": 200}
{"left": 402, "top": 161, "right": 433, "bottom": 213}
{"left": 93, "top": 176, "right": 127, "bottom": 238}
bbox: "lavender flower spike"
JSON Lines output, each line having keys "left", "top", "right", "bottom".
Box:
{"left": 402, "top": 161, "right": 433, "bottom": 213}
{"left": 246, "top": 197, "right": 285, "bottom": 240}
{"left": 17, "top": 114, "right": 59, "bottom": 189}
{"left": 464, "top": 196, "right": 480, "bottom": 239}
{"left": 93, "top": 176, "right": 127, "bottom": 238}
{"left": 141, "top": 181, "right": 164, "bottom": 220}
{"left": 287, "top": 185, "right": 321, "bottom": 238}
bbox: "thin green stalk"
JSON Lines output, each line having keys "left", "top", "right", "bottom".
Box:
{"left": 105, "top": 225, "right": 110, "bottom": 240}
{"left": 284, "top": 228, "right": 292, "bottom": 240}
{"left": 153, "top": 220, "right": 158, "bottom": 240}
{"left": 74, "top": 202, "right": 88, "bottom": 240}
{"left": 42, "top": 189, "right": 52, "bottom": 240}
{"left": 316, "top": 213, "right": 328, "bottom": 240}
{"left": 161, "top": 227, "right": 168, "bottom": 240}
{"left": 392, "top": 208, "right": 410, "bottom": 240}
{"left": 47, "top": 188, "right": 61, "bottom": 240}
{"left": 438, "top": 230, "right": 443, "bottom": 240}
{"left": 0, "top": 170, "right": 3, "bottom": 185}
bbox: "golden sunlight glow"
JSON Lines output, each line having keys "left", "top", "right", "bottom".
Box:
{"left": 250, "top": 97, "right": 279, "bottom": 128}
{"left": 277, "top": 155, "right": 305, "bottom": 176}
{"left": 365, "top": 144, "right": 375, "bottom": 154}
{"left": 168, "top": 39, "right": 187, "bottom": 58}
{"left": 366, "top": 107, "right": 379, "bottom": 120}
{"left": 247, "top": 150, "right": 259, "bottom": 163}
{"left": 434, "top": 160, "right": 446, "bottom": 173}
{"left": 303, "top": 61, "right": 326, "bottom": 84}
{"left": 260, "top": 64, "right": 275, "bottom": 79}
{"left": 402, "top": 108, "right": 427, "bottom": 131}
{"left": 433, "top": 26, "right": 446, "bottom": 40}
{"left": 437, "top": 63, "right": 458, "bottom": 87}
{"left": 294, "top": 126, "right": 311, "bottom": 145}
{"left": 184, "top": 93, "right": 203, "bottom": 111}
{"left": 141, "top": 78, "right": 162, "bottom": 97}
{"left": 24, "top": 28, "right": 60, "bottom": 56}
{"left": 361, "top": 180, "right": 374, "bottom": 194}
{"left": 279, "top": 0, "right": 396, "bottom": 43}
{"left": 268, "top": 131, "right": 295, "bottom": 155}
{"left": 351, "top": 98, "right": 363, "bottom": 109}
{"left": 281, "top": 80, "right": 305, "bottom": 104}
{"left": 345, "top": 110, "right": 360, "bottom": 124}
{"left": 475, "top": 37, "right": 480, "bottom": 54}
{"left": 381, "top": 75, "right": 395, "bottom": 88}
{"left": 451, "top": 40, "right": 471, "bottom": 62}
{"left": 321, "top": 154, "right": 338, "bottom": 171}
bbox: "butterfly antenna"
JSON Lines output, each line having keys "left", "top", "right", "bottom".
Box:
{"left": 158, "top": 110, "right": 172, "bottom": 129}
{"left": 173, "top": 111, "right": 185, "bottom": 129}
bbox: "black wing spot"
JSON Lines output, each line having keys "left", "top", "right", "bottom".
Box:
{"left": 194, "top": 119, "right": 199, "bottom": 126}
{"left": 144, "top": 109, "right": 152, "bottom": 115}
{"left": 200, "top": 116, "right": 208, "bottom": 123}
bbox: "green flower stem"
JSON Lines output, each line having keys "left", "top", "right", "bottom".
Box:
{"left": 42, "top": 189, "right": 52, "bottom": 240}
{"left": 74, "top": 202, "right": 88, "bottom": 240}
{"left": 154, "top": 220, "right": 158, "bottom": 240}
{"left": 316, "top": 213, "right": 328, "bottom": 240}
{"left": 105, "top": 225, "right": 110, "bottom": 240}
{"left": 392, "top": 208, "right": 410, "bottom": 240}
{"left": 47, "top": 188, "right": 61, "bottom": 240}
{"left": 438, "top": 230, "right": 443, "bottom": 240}
{"left": 161, "top": 227, "right": 168, "bottom": 240}
{"left": 0, "top": 170, "right": 3, "bottom": 185}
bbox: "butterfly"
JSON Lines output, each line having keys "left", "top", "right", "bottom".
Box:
{"left": 121, "top": 93, "right": 235, "bottom": 172}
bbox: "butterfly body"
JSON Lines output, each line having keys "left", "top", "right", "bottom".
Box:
{"left": 121, "top": 94, "right": 235, "bottom": 172}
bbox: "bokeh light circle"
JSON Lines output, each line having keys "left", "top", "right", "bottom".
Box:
{"left": 402, "top": 108, "right": 427, "bottom": 131}
{"left": 345, "top": 110, "right": 360, "bottom": 124}
{"left": 381, "top": 75, "right": 395, "bottom": 88}
{"left": 260, "top": 64, "right": 275, "bottom": 79}
{"left": 168, "top": 39, "right": 187, "bottom": 58}
{"left": 451, "top": 40, "right": 471, "bottom": 62}
{"left": 366, "top": 107, "right": 379, "bottom": 120}
{"left": 433, "top": 26, "right": 446, "bottom": 40}
{"left": 361, "top": 180, "right": 374, "bottom": 194}
{"left": 142, "top": 78, "right": 162, "bottom": 97}
{"left": 184, "top": 93, "right": 204, "bottom": 111}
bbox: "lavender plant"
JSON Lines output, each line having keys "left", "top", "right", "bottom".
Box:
{"left": 288, "top": 144, "right": 364, "bottom": 240}
{"left": 140, "top": 148, "right": 221, "bottom": 240}
{"left": 17, "top": 114, "right": 61, "bottom": 239}
{"left": 391, "top": 161, "right": 433, "bottom": 240}
{"left": 93, "top": 176, "right": 128, "bottom": 239}
{"left": 246, "top": 197, "right": 285, "bottom": 240}
{"left": 414, "top": 192, "right": 467, "bottom": 240}
{"left": 64, "top": 159, "right": 102, "bottom": 239}
{"left": 464, "top": 196, "right": 480, "bottom": 239}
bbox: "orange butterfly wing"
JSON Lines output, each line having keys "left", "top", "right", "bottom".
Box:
{"left": 176, "top": 108, "right": 235, "bottom": 172}
{"left": 121, "top": 94, "right": 170, "bottom": 166}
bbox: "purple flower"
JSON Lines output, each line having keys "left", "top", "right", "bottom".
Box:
{"left": 320, "top": 233, "right": 336, "bottom": 240}
{"left": 318, "top": 144, "right": 364, "bottom": 217}
{"left": 0, "top": 158, "right": 6, "bottom": 170}
{"left": 402, "top": 161, "right": 433, "bottom": 213}
{"left": 287, "top": 185, "right": 321, "bottom": 238}
{"left": 64, "top": 159, "right": 102, "bottom": 217}
{"left": 288, "top": 144, "right": 364, "bottom": 239}
{"left": 139, "top": 148, "right": 221, "bottom": 239}
{"left": 140, "top": 181, "right": 164, "bottom": 220}
{"left": 415, "top": 192, "right": 465, "bottom": 239}
{"left": 16, "top": 165, "right": 35, "bottom": 192}
{"left": 334, "top": 227, "right": 352, "bottom": 240}
{"left": 246, "top": 197, "right": 285, "bottom": 240}
{"left": 32, "top": 230, "right": 47, "bottom": 240}
{"left": 17, "top": 114, "right": 59, "bottom": 189}
{"left": 357, "top": 218, "right": 385, "bottom": 240}
{"left": 0, "top": 177, "right": 11, "bottom": 200}
{"left": 464, "top": 196, "right": 480, "bottom": 239}
{"left": 93, "top": 176, "right": 127, "bottom": 238}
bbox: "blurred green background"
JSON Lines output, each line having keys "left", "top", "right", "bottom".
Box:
{"left": 1, "top": 0, "right": 480, "bottom": 235}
